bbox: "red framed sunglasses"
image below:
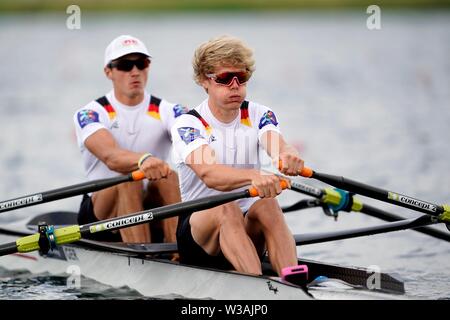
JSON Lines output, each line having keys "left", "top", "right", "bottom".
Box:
{"left": 206, "top": 71, "right": 251, "bottom": 86}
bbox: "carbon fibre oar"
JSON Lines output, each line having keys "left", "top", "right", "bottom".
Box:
{"left": 280, "top": 179, "right": 450, "bottom": 242}
{"left": 298, "top": 166, "right": 450, "bottom": 224}
{"left": 0, "top": 181, "right": 288, "bottom": 256}
{"left": 0, "top": 171, "right": 146, "bottom": 214}
{"left": 294, "top": 214, "right": 438, "bottom": 245}
{"left": 356, "top": 202, "right": 450, "bottom": 242}
{"left": 281, "top": 198, "right": 322, "bottom": 213}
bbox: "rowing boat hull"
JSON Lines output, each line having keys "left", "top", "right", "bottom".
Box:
{"left": 0, "top": 213, "right": 405, "bottom": 300}
{"left": 0, "top": 232, "right": 311, "bottom": 300}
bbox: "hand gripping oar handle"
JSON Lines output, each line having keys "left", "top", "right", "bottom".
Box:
{"left": 130, "top": 171, "right": 145, "bottom": 181}
{"left": 248, "top": 180, "right": 289, "bottom": 197}
{"left": 1, "top": 181, "right": 288, "bottom": 256}
{"left": 297, "top": 166, "right": 450, "bottom": 223}
{"left": 299, "top": 167, "right": 313, "bottom": 178}
{"left": 0, "top": 170, "right": 146, "bottom": 214}
{"left": 277, "top": 160, "right": 313, "bottom": 178}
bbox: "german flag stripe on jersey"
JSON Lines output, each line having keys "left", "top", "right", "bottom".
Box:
{"left": 240, "top": 101, "right": 252, "bottom": 127}
{"left": 147, "top": 96, "right": 161, "bottom": 120}
{"left": 186, "top": 109, "right": 212, "bottom": 135}
{"left": 199, "top": 117, "right": 212, "bottom": 135}
{"left": 96, "top": 96, "right": 116, "bottom": 120}
{"left": 187, "top": 100, "right": 251, "bottom": 136}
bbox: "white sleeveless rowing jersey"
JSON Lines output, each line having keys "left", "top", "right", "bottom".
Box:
{"left": 74, "top": 90, "right": 188, "bottom": 181}
{"left": 171, "top": 99, "right": 281, "bottom": 213}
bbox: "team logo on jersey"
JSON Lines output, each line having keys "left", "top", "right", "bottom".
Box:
{"left": 258, "top": 111, "right": 278, "bottom": 129}
{"left": 77, "top": 109, "right": 99, "bottom": 128}
{"left": 177, "top": 127, "right": 204, "bottom": 144}
{"left": 208, "top": 135, "right": 217, "bottom": 143}
{"left": 111, "top": 120, "right": 119, "bottom": 129}
{"left": 173, "top": 104, "right": 189, "bottom": 118}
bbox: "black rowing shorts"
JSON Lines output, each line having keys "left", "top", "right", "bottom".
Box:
{"left": 176, "top": 212, "right": 233, "bottom": 270}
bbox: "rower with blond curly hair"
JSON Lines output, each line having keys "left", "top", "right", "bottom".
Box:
{"left": 171, "top": 35, "right": 304, "bottom": 277}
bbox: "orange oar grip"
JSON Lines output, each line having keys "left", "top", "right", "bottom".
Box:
{"left": 248, "top": 180, "right": 289, "bottom": 197}
{"left": 299, "top": 167, "right": 313, "bottom": 178}
{"left": 278, "top": 160, "right": 313, "bottom": 178}
{"left": 249, "top": 188, "right": 259, "bottom": 197}
{"left": 131, "top": 170, "right": 146, "bottom": 181}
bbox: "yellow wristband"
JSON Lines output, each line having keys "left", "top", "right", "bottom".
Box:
{"left": 138, "top": 153, "right": 153, "bottom": 169}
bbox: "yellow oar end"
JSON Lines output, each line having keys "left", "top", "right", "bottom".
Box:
{"left": 351, "top": 197, "right": 363, "bottom": 212}
{"left": 323, "top": 188, "right": 341, "bottom": 206}
{"left": 54, "top": 225, "right": 81, "bottom": 245}
{"left": 440, "top": 204, "right": 450, "bottom": 223}
{"left": 16, "top": 234, "right": 40, "bottom": 253}
{"left": 16, "top": 226, "right": 82, "bottom": 254}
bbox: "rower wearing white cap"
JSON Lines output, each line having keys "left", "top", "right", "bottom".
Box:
{"left": 73, "top": 35, "right": 188, "bottom": 244}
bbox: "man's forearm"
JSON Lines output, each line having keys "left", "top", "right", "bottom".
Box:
{"left": 189, "top": 164, "right": 259, "bottom": 192}
{"left": 103, "top": 149, "right": 140, "bottom": 174}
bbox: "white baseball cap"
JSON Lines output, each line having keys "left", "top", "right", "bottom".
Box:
{"left": 104, "top": 35, "right": 151, "bottom": 67}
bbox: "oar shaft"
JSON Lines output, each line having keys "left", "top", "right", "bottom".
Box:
{"left": 0, "top": 242, "right": 18, "bottom": 256}
{"left": 294, "top": 215, "right": 436, "bottom": 245}
{"left": 281, "top": 199, "right": 322, "bottom": 213}
{"left": 2, "top": 180, "right": 289, "bottom": 256}
{"left": 290, "top": 180, "right": 324, "bottom": 198}
{"left": 360, "top": 203, "right": 406, "bottom": 222}
{"left": 80, "top": 190, "right": 251, "bottom": 236}
{"left": 284, "top": 175, "right": 450, "bottom": 242}
{"left": 0, "top": 171, "right": 145, "bottom": 213}
{"left": 303, "top": 168, "right": 445, "bottom": 218}
{"left": 82, "top": 180, "right": 288, "bottom": 236}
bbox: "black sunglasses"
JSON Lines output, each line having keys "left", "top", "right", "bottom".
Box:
{"left": 206, "top": 71, "right": 251, "bottom": 86}
{"left": 108, "top": 58, "right": 150, "bottom": 72}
